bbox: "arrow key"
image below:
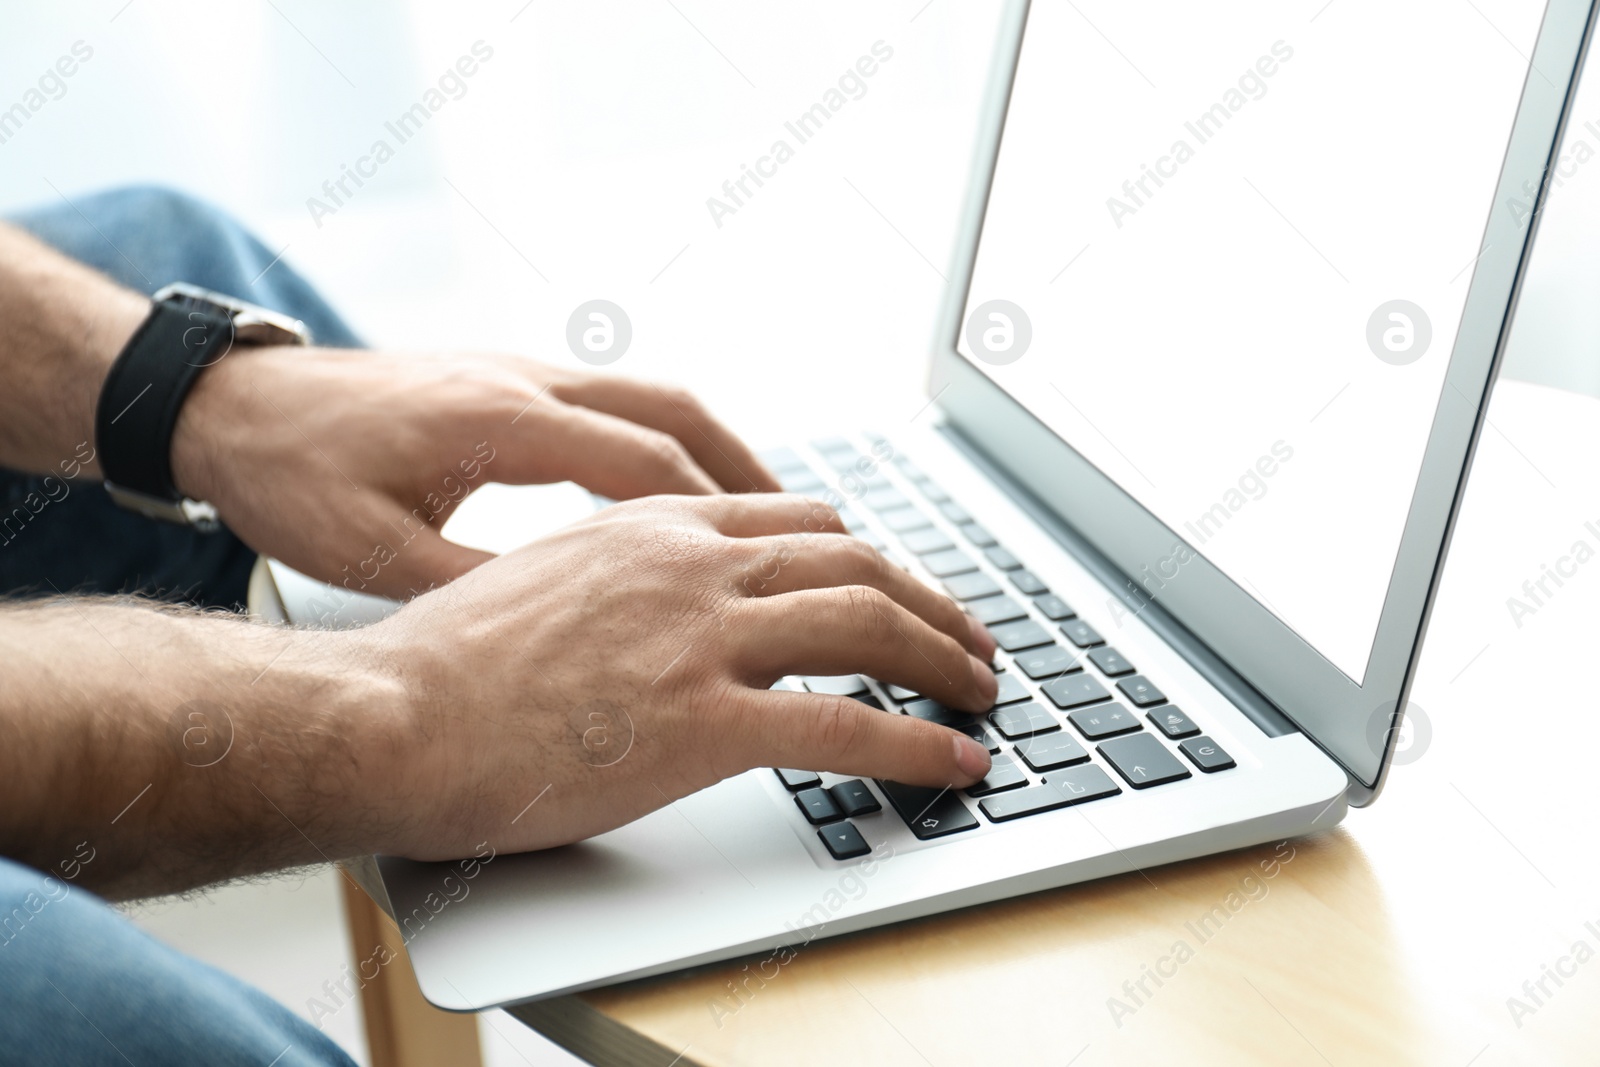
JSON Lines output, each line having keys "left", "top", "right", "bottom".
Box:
{"left": 1098, "top": 733, "right": 1192, "bottom": 789}
{"left": 877, "top": 780, "right": 979, "bottom": 839}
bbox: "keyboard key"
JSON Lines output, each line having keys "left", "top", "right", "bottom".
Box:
{"left": 1148, "top": 706, "right": 1200, "bottom": 739}
{"left": 1040, "top": 674, "right": 1111, "bottom": 709}
{"left": 970, "top": 727, "right": 1003, "bottom": 754}
{"left": 1087, "top": 648, "right": 1136, "bottom": 677}
{"left": 989, "top": 700, "right": 1059, "bottom": 739}
{"left": 979, "top": 784, "right": 1075, "bottom": 822}
{"left": 884, "top": 683, "right": 920, "bottom": 703}
{"left": 1010, "top": 570, "right": 1049, "bottom": 596}
{"left": 880, "top": 506, "right": 932, "bottom": 534}
{"left": 892, "top": 455, "right": 927, "bottom": 481}
{"left": 877, "top": 781, "right": 979, "bottom": 839}
{"left": 811, "top": 436, "right": 855, "bottom": 455}
{"left": 1032, "top": 593, "right": 1076, "bottom": 620}
{"left": 900, "top": 527, "right": 955, "bottom": 555}
{"left": 795, "top": 786, "right": 844, "bottom": 824}
{"left": 803, "top": 675, "right": 868, "bottom": 697}
{"left": 984, "top": 546, "right": 1023, "bottom": 571}
{"left": 939, "top": 501, "right": 973, "bottom": 525}
{"left": 916, "top": 480, "right": 952, "bottom": 504}
{"left": 821, "top": 447, "right": 864, "bottom": 471}
{"left": 1179, "top": 736, "right": 1236, "bottom": 772}
{"left": 818, "top": 821, "right": 871, "bottom": 860}
{"left": 770, "top": 677, "right": 804, "bottom": 692}
{"left": 1067, "top": 702, "right": 1141, "bottom": 740}
{"left": 862, "top": 486, "right": 912, "bottom": 512}
{"left": 904, "top": 699, "right": 972, "bottom": 728}
{"left": 968, "top": 595, "right": 1028, "bottom": 626}
{"left": 1043, "top": 764, "right": 1122, "bottom": 805}
{"left": 855, "top": 528, "right": 887, "bottom": 552}
{"left": 958, "top": 522, "right": 998, "bottom": 548}
{"left": 776, "top": 768, "right": 821, "bottom": 791}
{"left": 853, "top": 694, "right": 886, "bottom": 711}
{"left": 1060, "top": 619, "right": 1105, "bottom": 648}
{"left": 838, "top": 506, "right": 867, "bottom": 531}
{"left": 964, "top": 754, "right": 1029, "bottom": 797}
{"left": 1117, "top": 675, "right": 1167, "bottom": 707}
{"left": 991, "top": 673, "right": 1032, "bottom": 705}
{"left": 1015, "top": 732, "right": 1090, "bottom": 772}
{"left": 922, "top": 549, "right": 980, "bottom": 578}
{"left": 830, "top": 779, "right": 883, "bottom": 816}
{"left": 1015, "top": 645, "right": 1080, "bottom": 681}
{"left": 989, "top": 618, "right": 1053, "bottom": 653}
{"left": 780, "top": 469, "right": 826, "bottom": 494}
{"left": 943, "top": 572, "right": 1003, "bottom": 601}
{"left": 1098, "top": 733, "right": 1192, "bottom": 788}
{"left": 760, "top": 447, "right": 809, "bottom": 474}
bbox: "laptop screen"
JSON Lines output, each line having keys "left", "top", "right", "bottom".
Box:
{"left": 958, "top": 0, "right": 1544, "bottom": 683}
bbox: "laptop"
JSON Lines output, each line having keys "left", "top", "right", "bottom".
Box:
{"left": 296, "top": 0, "right": 1594, "bottom": 1011}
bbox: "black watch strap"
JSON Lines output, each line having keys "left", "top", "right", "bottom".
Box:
{"left": 95, "top": 298, "right": 235, "bottom": 503}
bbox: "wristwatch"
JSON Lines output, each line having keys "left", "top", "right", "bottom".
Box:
{"left": 95, "top": 282, "right": 311, "bottom": 530}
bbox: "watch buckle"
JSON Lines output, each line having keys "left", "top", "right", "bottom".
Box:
{"left": 103, "top": 482, "right": 221, "bottom": 533}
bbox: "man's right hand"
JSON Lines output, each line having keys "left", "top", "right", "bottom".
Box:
{"left": 360, "top": 493, "right": 999, "bottom": 862}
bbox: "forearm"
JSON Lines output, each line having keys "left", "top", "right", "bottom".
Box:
{"left": 0, "top": 598, "right": 411, "bottom": 900}
{"left": 0, "top": 221, "right": 147, "bottom": 477}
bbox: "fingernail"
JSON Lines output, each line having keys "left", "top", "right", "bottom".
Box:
{"left": 967, "top": 615, "right": 998, "bottom": 659}
{"left": 969, "top": 653, "right": 998, "bottom": 706}
{"left": 953, "top": 733, "right": 992, "bottom": 780}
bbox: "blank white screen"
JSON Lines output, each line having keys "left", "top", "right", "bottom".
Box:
{"left": 959, "top": 0, "right": 1542, "bottom": 680}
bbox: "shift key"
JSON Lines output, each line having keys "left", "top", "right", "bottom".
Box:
{"left": 877, "top": 780, "right": 979, "bottom": 839}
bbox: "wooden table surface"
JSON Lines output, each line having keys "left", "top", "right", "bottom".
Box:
{"left": 508, "top": 381, "right": 1600, "bottom": 1067}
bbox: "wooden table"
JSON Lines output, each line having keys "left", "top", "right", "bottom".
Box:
{"left": 502, "top": 381, "right": 1600, "bottom": 1066}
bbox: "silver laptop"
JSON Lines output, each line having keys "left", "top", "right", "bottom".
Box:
{"left": 354, "top": 0, "right": 1593, "bottom": 1010}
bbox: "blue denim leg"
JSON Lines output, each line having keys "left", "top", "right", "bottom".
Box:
{"left": 1, "top": 185, "right": 362, "bottom": 608}
{"left": 0, "top": 856, "right": 359, "bottom": 1067}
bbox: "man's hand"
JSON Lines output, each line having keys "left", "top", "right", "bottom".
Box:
{"left": 0, "top": 494, "right": 998, "bottom": 898}
{"left": 362, "top": 494, "right": 999, "bottom": 859}
{"left": 171, "top": 345, "right": 782, "bottom": 599}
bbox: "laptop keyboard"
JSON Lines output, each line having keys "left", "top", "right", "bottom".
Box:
{"left": 760, "top": 436, "right": 1237, "bottom": 861}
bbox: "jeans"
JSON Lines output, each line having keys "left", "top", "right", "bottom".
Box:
{"left": 0, "top": 187, "right": 363, "bottom": 1065}
{"left": 0, "top": 184, "right": 360, "bottom": 609}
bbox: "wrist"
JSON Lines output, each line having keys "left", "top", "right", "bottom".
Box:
{"left": 305, "top": 628, "right": 424, "bottom": 857}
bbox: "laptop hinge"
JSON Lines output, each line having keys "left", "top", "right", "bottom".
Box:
{"left": 936, "top": 422, "right": 1298, "bottom": 740}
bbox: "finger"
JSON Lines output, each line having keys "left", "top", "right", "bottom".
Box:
{"left": 745, "top": 689, "right": 991, "bottom": 788}
{"left": 686, "top": 493, "right": 847, "bottom": 539}
{"left": 550, "top": 377, "right": 781, "bottom": 493}
{"left": 505, "top": 401, "right": 722, "bottom": 498}
{"left": 735, "top": 532, "right": 995, "bottom": 659}
{"left": 734, "top": 587, "right": 998, "bottom": 712}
